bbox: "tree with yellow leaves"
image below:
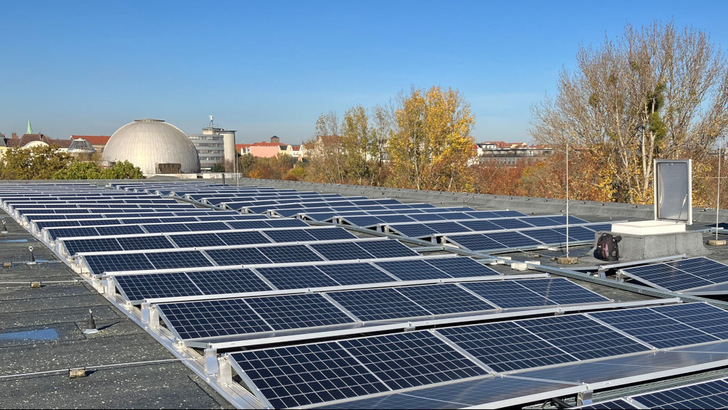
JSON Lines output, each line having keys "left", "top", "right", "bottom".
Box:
{"left": 388, "top": 86, "right": 476, "bottom": 191}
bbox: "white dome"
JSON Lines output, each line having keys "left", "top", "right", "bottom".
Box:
{"left": 103, "top": 119, "right": 200, "bottom": 175}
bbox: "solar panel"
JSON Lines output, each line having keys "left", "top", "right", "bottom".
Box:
{"left": 96, "top": 225, "right": 146, "bottom": 236}
{"left": 230, "top": 342, "right": 389, "bottom": 409}
{"left": 552, "top": 226, "right": 597, "bottom": 242}
{"left": 117, "top": 235, "right": 175, "bottom": 251}
{"left": 265, "top": 218, "right": 307, "bottom": 228}
{"left": 263, "top": 229, "right": 317, "bottom": 243}
{"left": 340, "top": 216, "right": 384, "bottom": 227}
{"left": 327, "top": 288, "right": 431, "bottom": 321}
{"left": 158, "top": 299, "right": 271, "bottom": 340}
{"left": 490, "top": 218, "right": 532, "bottom": 229}
{"left": 524, "top": 228, "right": 566, "bottom": 245}
{"left": 445, "top": 234, "right": 504, "bottom": 252}
{"left": 575, "top": 399, "right": 639, "bottom": 410}
{"left": 146, "top": 250, "right": 214, "bottom": 270}
{"left": 456, "top": 219, "right": 502, "bottom": 232}
{"left": 205, "top": 248, "right": 271, "bottom": 266}
{"left": 424, "top": 257, "right": 501, "bottom": 278}
{"left": 437, "top": 321, "right": 578, "bottom": 372}
{"left": 407, "top": 213, "right": 446, "bottom": 222}
{"left": 256, "top": 265, "right": 339, "bottom": 290}
{"left": 63, "top": 237, "right": 122, "bottom": 255}
{"left": 309, "top": 242, "right": 374, "bottom": 261}
{"left": 226, "top": 220, "right": 272, "bottom": 230}
{"left": 316, "top": 263, "right": 397, "bottom": 285}
{"left": 216, "top": 231, "right": 272, "bottom": 246}
{"left": 338, "top": 332, "right": 488, "bottom": 390}
{"left": 48, "top": 227, "right": 98, "bottom": 240}
{"left": 397, "top": 284, "right": 496, "bottom": 315}
{"left": 375, "top": 214, "right": 416, "bottom": 224}
{"left": 258, "top": 245, "right": 323, "bottom": 263}
{"left": 588, "top": 306, "right": 719, "bottom": 349}
{"left": 462, "top": 281, "right": 557, "bottom": 309}
{"left": 245, "top": 293, "right": 352, "bottom": 330}
{"left": 484, "top": 231, "right": 541, "bottom": 249}
{"left": 388, "top": 223, "right": 438, "bottom": 238}
{"left": 629, "top": 378, "right": 728, "bottom": 409}
{"left": 304, "top": 227, "right": 356, "bottom": 241}
{"left": 355, "top": 240, "right": 418, "bottom": 259}
{"left": 375, "top": 259, "right": 450, "bottom": 281}
{"left": 621, "top": 259, "right": 716, "bottom": 291}
{"left": 140, "top": 223, "right": 192, "bottom": 233}
{"left": 647, "top": 303, "right": 728, "bottom": 340}
{"left": 169, "top": 233, "right": 226, "bottom": 248}
{"left": 186, "top": 269, "right": 272, "bottom": 294}
{"left": 114, "top": 272, "right": 204, "bottom": 302}
{"left": 84, "top": 253, "right": 154, "bottom": 276}
{"left": 517, "top": 278, "right": 611, "bottom": 305}
{"left": 517, "top": 314, "right": 650, "bottom": 360}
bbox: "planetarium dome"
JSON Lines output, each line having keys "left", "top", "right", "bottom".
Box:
{"left": 103, "top": 119, "right": 200, "bottom": 175}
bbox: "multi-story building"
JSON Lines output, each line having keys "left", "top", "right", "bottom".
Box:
{"left": 238, "top": 136, "right": 306, "bottom": 160}
{"left": 475, "top": 141, "right": 553, "bottom": 165}
{"left": 188, "top": 118, "right": 237, "bottom": 171}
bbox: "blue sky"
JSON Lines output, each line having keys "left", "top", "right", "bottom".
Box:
{"left": 2, "top": 1, "right": 727, "bottom": 144}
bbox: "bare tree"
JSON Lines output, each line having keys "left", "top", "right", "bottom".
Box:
{"left": 532, "top": 21, "right": 728, "bottom": 203}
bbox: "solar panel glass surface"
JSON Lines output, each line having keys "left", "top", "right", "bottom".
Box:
{"left": 316, "top": 263, "right": 397, "bottom": 285}
{"left": 309, "top": 242, "right": 374, "bottom": 261}
{"left": 114, "top": 272, "right": 203, "bottom": 302}
{"left": 231, "top": 343, "right": 389, "bottom": 409}
{"left": 205, "top": 248, "right": 271, "bottom": 266}
{"left": 245, "top": 293, "right": 353, "bottom": 330}
{"left": 517, "top": 278, "right": 610, "bottom": 305}
{"left": 262, "top": 229, "right": 317, "bottom": 243}
{"left": 216, "top": 231, "right": 271, "bottom": 246}
{"left": 355, "top": 240, "right": 418, "bottom": 259}
{"left": 375, "top": 259, "right": 450, "bottom": 281}
{"left": 327, "top": 288, "right": 431, "bottom": 321}
{"left": 304, "top": 227, "right": 356, "bottom": 241}
{"left": 146, "top": 250, "right": 214, "bottom": 270}
{"left": 159, "top": 299, "right": 271, "bottom": 339}
{"left": 186, "top": 269, "right": 271, "bottom": 294}
{"left": 462, "top": 281, "right": 556, "bottom": 309}
{"left": 64, "top": 237, "right": 122, "bottom": 255}
{"left": 397, "top": 284, "right": 496, "bottom": 315}
{"left": 84, "top": 253, "right": 154, "bottom": 275}
{"left": 116, "top": 235, "right": 175, "bottom": 251}
{"left": 338, "top": 332, "right": 488, "bottom": 390}
{"left": 255, "top": 265, "right": 339, "bottom": 290}
{"left": 424, "top": 257, "right": 501, "bottom": 278}
{"left": 169, "top": 233, "right": 226, "bottom": 248}
{"left": 630, "top": 379, "right": 728, "bottom": 410}
{"left": 258, "top": 245, "right": 324, "bottom": 263}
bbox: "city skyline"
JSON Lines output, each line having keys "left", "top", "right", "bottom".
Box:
{"left": 1, "top": 0, "right": 727, "bottom": 144}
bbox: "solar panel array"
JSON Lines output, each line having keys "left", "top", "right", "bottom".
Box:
{"left": 577, "top": 377, "right": 728, "bottom": 409}
{"left": 620, "top": 256, "right": 728, "bottom": 294}
{"left": 227, "top": 302, "right": 728, "bottom": 409}
{"left": 4, "top": 182, "right": 728, "bottom": 409}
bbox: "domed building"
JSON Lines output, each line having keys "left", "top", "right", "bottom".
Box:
{"left": 103, "top": 119, "right": 200, "bottom": 175}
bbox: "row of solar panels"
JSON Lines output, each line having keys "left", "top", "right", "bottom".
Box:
{"left": 619, "top": 256, "right": 728, "bottom": 295}
{"left": 222, "top": 302, "right": 728, "bottom": 409}
{"left": 78, "top": 238, "right": 424, "bottom": 277}
{"left": 58, "top": 226, "right": 357, "bottom": 258}
{"left": 149, "top": 276, "right": 610, "bottom": 343}
{"left": 576, "top": 376, "right": 728, "bottom": 409}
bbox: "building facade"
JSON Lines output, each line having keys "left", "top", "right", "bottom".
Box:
{"left": 188, "top": 120, "right": 237, "bottom": 171}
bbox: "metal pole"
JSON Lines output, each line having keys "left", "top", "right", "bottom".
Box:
{"left": 565, "top": 135, "right": 570, "bottom": 258}
{"left": 717, "top": 138, "right": 723, "bottom": 240}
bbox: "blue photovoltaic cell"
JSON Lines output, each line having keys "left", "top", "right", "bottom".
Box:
{"left": 375, "top": 259, "right": 450, "bottom": 281}
{"left": 462, "top": 281, "right": 556, "bottom": 309}
{"left": 146, "top": 250, "right": 214, "bottom": 270}
{"left": 226, "top": 220, "right": 273, "bottom": 230}
{"left": 231, "top": 342, "right": 389, "bottom": 409}
{"left": 48, "top": 227, "right": 98, "bottom": 240}
{"left": 621, "top": 262, "right": 714, "bottom": 291}
{"left": 256, "top": 265, "right": 339, "bottom": 290}
{"left": 517, "top": 314, "right": 650, "bottom": 360}
{"left": 437, "top": 321, "right": 578, "bottom": 372}
{"left": 666, "top": 257, "right": 728, "bottom": 284}
{"left": 338, "top": 332, "right": 488, "bottom": 390}
{"left": 526, "top": 228, "right": 566, "bottom": 245}
{"left": 552, "top": 226, "right": 596, "bottom": 242}
{"left": 465, "top": 211, "right": 501, "bottom": 219}
{"left": 588, "top": 306, "right": 719, "bottom": 349}
{"left": 397, "top": 284, "right": 496, "bottom": 315}
{"left": 630, "top": 379, "right": 728, "bottom": 409}
{"left": 245, "top": 293, "right": 352, "bottom": 330}
{"left": 258, "top": 245, "right": 324, "bottom": 263}
{"left": 407, "top": 213, "right": 446, "bottom": 222}
{"left": 309, "top": 242, "right": 374, "bottom": 261}
{"left": 424, "top": 221, "right": 469, "bottom": 234}
{"left": 96, "top": 225, "right": 146, "bottom": 236}
{"left": 424, "top": 257, "right": 500, "bottom": 278}
{"left": 117, "top": 235, "right": 175, "bottom": 251}
{"left": 63, "top": 237, "right": 123, "bottom": 255}
{"left": 185, "top": 222, "right": 231, "bottom": 232}
{"left": 142, "top": 223, "right": 191, "bottom": 233}
{"left": 159, "top": 299, "right": 271, "bottom": 340}
{"left": 186, "top": 269, "right": 271, "bottom": 295}
{"left": 169, "top": 233, "right": 225, "bottom": 248}
{"left": 446, "top": 234, "right": 503, "bottom": 252}
{"left": 517, "top": 278, "right": 610, "bottom": 305}
{"left": 84, "top": 253, "right": 154, "bottom": 275}
{"left": 328, "top": 288, "right": 432, "bottom": 321}
{"left": 114, "top": 272, "right": 203, "bottom": 302}
{"left": 519, "top": 216, "right": 562, "bottom": 227}
{"left": 490, "top": 218, "right": 532, "bottom": 229}
{"left": 265, "top": 218, "right": 307, "bottom": 228}
{"left": 205, "top": 248, "right": 271, "bottom": 266}
{"left": 355, "top": 240, "right": 418, "bottom": 259}
{"left": 648, "top": 303, "right": 728, "bottom": 340}
{"left": 304, "top": 227, "right": 356, "bottom": 241}
{"left": 484, "top": 231, "right": 541, "bottom": 249}
{"left": 317, "top": 263, "right": 396, "bottom": 285}
{"left": 340, "top": 216, "right": 384, "bottom": 227}
{"left": 263, "top": 229, "right": 317, "bottom": 243}
{"left": 456, "top": 219, "right": 502, "bottom": 232}
{"left": 389, "top": 223, "right": 438, "bottom": 238}
{"left": 494, "top": 210, "right": 527, "bottom": 217}
{"left": 375, "top": 214, "right": 416, "bottom": 224}
{"left": 216, "top": 231, "right": 271, "bottom": 246}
